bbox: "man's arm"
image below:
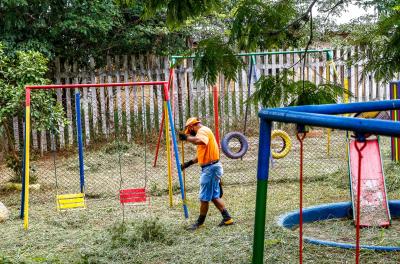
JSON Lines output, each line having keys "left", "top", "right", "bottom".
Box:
{"left": 178, "top": 131, "right": 207, "bottom": 145}
{"left": 186, "top": 135, "right": 206, "bottom": 145}
{"left": 181, "top": 157, "right": 198, "bottom": 170}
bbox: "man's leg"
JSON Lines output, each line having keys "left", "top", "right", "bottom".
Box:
{"left": 212, "top": 198, "right": 234, "bottom": 226}
{"left": 211, "top": 198, "right": 225, "bottom": 212}
{"left": 197, "top": 201, "right": 209, "bottom": 225}
{"left": 200, "top": 200, "right": 209, "bottom": 215}
{"left": 187, "top": 201, "right": 209, "bottom": 231}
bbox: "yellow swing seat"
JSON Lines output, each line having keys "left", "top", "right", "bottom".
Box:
{"left": 56, "top": 193, "right": 86, "bottom": 210}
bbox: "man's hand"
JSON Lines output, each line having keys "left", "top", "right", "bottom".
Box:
{"left": 179, "top": 132, "right": 188, "bottom": 141}
{"left": 181, "top": 160, "right": 195, "bottom": 170}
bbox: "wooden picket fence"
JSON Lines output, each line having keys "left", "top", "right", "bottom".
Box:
{"left": 10, "top": 48, "right": 400, "bottom": 153}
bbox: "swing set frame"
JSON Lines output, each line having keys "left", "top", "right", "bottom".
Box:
{"left": 153, "top": 48, "right": 336, "bottom": 165}
{"left": 21, "top": 81, "right": 189, "bottom": 230}
{"left": 152, "top": 49, "right": 340, "bottom": 206}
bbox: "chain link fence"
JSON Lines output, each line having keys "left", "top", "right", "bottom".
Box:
{"left": 0, "top": 85, "right": 397, "bottom": 223}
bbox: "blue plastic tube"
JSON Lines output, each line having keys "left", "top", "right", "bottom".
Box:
{"left": 268, "top": 99, "right": 400, "bottom": 115}
{"left": 259, "top": 109, "right": 400, "bottom": 137}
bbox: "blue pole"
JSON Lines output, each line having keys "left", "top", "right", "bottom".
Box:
{"left": 259, "top": 109, "right": 400, "bottom": 137}
{"left": 75, "top": 91, "right": 85, "bottom": 193}
{"left": 270, "top": 99, "right": 400, "bottom": 115}
{"left": 166, "top": 99, "right": 189, "bottom": 219}
{"left": 20, "top": 113, "right": 26, "bottom": 219}
{"left": 253, "top": 120, "right": 272, "bottom": 264}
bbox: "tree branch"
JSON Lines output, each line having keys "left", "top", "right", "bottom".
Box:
{"left": 269, "top": 0, "right": 319, "bottom": 34}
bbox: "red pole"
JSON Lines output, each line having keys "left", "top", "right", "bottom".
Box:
{"left": 354, "top": 141, "right": 366, "bottom": 264}
{"left": 153, "top": 68, "right": 174, "bottom": 167}
{"left": 26, "top": 81, "right": 168, "bottom": 90}
{"left": 213, "top": 85, "right": 220, "bottom": 147}
{"left": 296, "top": 132, "right": 306, "bottom": 264}
{"left": 153, "top": 112, "right": 164, "bottom": 167}
{"left": 169, "top": 68, "right": 175, "bottom": 178}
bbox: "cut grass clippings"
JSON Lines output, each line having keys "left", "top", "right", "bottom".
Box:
{"left": 1, "top": 132, "right": 400, "bottom": 263}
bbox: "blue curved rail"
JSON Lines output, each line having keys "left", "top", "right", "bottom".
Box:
{"left": 277, "top": 201, "right": 400, "bottom": 251}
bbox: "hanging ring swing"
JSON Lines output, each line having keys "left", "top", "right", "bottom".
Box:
{"left": 221, "top": 132, "right": 249, "bottom": 159}
{"left": 271, "top": 130, "right": 292, "bottom": 159}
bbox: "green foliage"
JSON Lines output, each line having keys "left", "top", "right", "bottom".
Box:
{"left": 230, "top": 0, "right": 298, "bottom": 51}
{"left": 354, "top": 10, "right": 400, "bottom": 81}
{"left": 0, "top": 255, "right": 13, "bottom": 264}
{"left": 5, "top": 154, "right": 38, "bottom": 184}
{"left": 0, "top": 0, "right": 196, "bottom": 65}
{"left": 0, "top": 42, "right": 67, "bottom": 179}
{"left": 192, "top": 37, "right": 243, "bottom": 86}
{"left": 250, "top": 71, "right": 350, "bottom": 107}
{"left": 0, "top": 43, "right": 67, "bottom": 133}
{"left": 1, "top": 1, "right": 119, "bottom": 62}
{"left": 143, "top": 0, "right": 221, "bottom": 29}
{"left": 345, "top": 1, "right": 400, "bottom": 82}
{"left": 356, "top": 0, "right": 399, "bottom": 15}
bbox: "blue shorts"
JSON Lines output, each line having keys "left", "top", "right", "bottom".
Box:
{"left": 199, "top": 162, "right": 223, "bottom": 202}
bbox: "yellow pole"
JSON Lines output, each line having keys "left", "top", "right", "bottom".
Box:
{"left": 24, "top": 90, "right": 31, "bottom": 230}
{"left": 331, "top": 63, "right": 340, "bottom": 81}
{"left": 164, "top": 102, "right": 173, "bottom": 207}
{"left": 344, "top": 78, "right": 349, "bottom": 104}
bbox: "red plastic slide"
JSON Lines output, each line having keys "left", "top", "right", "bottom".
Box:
{"left": 348, "top": 138, "right": 391, "bottom": 227}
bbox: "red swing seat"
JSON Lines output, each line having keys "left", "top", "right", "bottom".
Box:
{"left": 119, "top": 188, "right": 149, "bottom": 205}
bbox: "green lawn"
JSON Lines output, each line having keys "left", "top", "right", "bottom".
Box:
{"left": 1, "top": 131, "right": 400, "bottom": 263}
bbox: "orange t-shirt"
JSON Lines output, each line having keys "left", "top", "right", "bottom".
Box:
{"left": 196, "top": 126, "right": 220, "bottom": 165}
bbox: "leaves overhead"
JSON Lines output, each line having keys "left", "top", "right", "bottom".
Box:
{"left": 143, "top": 0, "right": 222, "bottom": 29}
{"left": 356, "top": 8, "right": 400, "bottom": 81}
{"left": 170, "top": 0, "right": 306, "bottom": 85}
{"left": 192, "top": 37, "right": 243, "bottom": 86}
{"left": 0, "top": 0, "right": 197, "bottom": 67}
{"left": 230, "top": 0, "right": 298, "bottom": 51}
{"left": 250, "top": 71, "right": 350, "bottom": 108}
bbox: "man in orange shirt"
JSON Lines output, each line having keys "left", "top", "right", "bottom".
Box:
{"left": 179, "top": 117, "right": 234, "bottom": 230}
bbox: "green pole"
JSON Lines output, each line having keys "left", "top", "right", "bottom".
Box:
{"left": 171, "top": 49, "right": 333, "bottom": 60}
{"left": 326, "top": 50, "right": 333, "bottom": 61}
{"left": 253, "top": 120, "right": 272, "bottom": 264}
{"left": 253, "top": 180, "right": 269, "bottom": 263}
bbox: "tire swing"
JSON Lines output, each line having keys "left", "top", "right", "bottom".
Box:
{"left": 271, "top": 130, "right": 292, "bottom": 159}
{"left": 221, "top": 132, "right": 249, "bottom": 159}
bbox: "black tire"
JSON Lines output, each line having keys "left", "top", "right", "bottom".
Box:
{"left": 221, "top": 132, "right": 249, "bottom": 159}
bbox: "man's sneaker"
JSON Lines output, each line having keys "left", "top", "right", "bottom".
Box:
{"left": 218, "top": 218, "right": 234, "bottom": 227}
{"left": 186, "top": 222, "right": 204, "bottom": 231}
